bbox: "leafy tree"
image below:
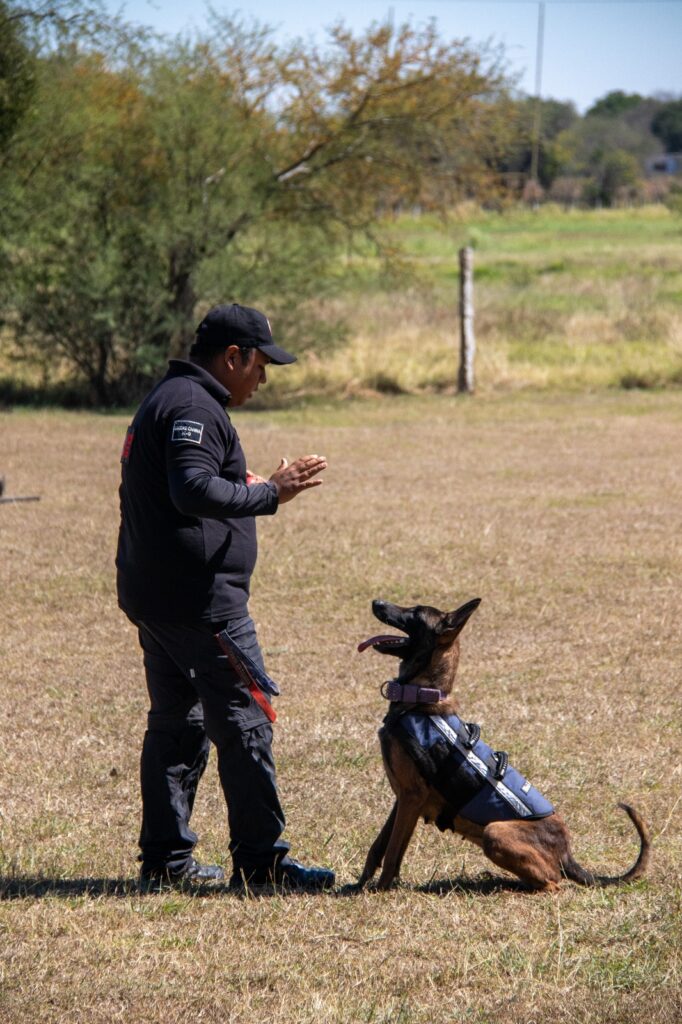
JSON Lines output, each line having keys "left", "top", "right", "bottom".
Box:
{"left": 651, "top": 100, "right": 682, "bottom": 153}
{"left": 3, "top": 14, "right": 512, "bottom": 403}
{"left": 535, "top": 97, "right": 578, "bottom": 138}
{"left": 5, "top": 50, "right": 164, "bottom": 402}
{"left": 0, "top": 0, "right": 118, "bottom": 148}
{"left": 583, "top": 149, "right": 641, "bottom": 207}
{"left": 497, "top": 96, "right": 578, "bottom": 189}
{"left": 0, "top": 2, "right": 37, "bottom": 299}
{"left": 538, "top": 90, "right": 661, "bottom": 205}
{"left": 181, "top": 15, "right": 512, "bottom": 249}
{"left": 0, "top": 1, "right": 36, "bottom": 151}
{"left": 555, "top": 108, "right": 656, "bottom": 206}
{"left": 586, "top": 90, "right": 644, "bottom": 119}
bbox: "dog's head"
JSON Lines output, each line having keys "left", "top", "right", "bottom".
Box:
{"left": 358, "top": 597, "right": 481, "bottom": 689}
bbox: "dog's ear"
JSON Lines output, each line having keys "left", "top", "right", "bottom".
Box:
{"left": 436, "top": 598, "right": 481, "bottom": 641}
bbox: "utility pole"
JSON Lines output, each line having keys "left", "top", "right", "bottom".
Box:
{"left": 529, "top": 1, "right": 546, "bottom": 187}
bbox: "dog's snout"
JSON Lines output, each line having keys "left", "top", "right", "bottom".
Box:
{"left": 372, "top": 599, "right": 386, "bottom": 612}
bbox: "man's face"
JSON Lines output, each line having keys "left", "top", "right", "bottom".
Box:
{"left": 224, "top": 347, "right": 270, "bottom": 406}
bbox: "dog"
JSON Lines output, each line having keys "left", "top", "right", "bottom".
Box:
{"left": 358, "top": 598, "right": 651, "bottom": 892}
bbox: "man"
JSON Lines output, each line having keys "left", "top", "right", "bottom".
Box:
{"left": 116, "top": 302, "right": 334, "bottom": 891}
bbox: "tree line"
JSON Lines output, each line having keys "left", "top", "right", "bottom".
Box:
{"left": 505, "top": 89, "right": 682, "bottom": 207}
{"left": 1, "top": 1, "right": 680, "bottom": 405}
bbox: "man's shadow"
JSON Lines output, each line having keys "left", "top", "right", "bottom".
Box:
{"left": 0, "top": 872, "right": 524, "bottom": 900}
{"left": 0, "top": 876, "right": 139, "bottom": 900}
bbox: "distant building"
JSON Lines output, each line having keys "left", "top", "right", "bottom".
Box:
{"left": 645, "top": 153, "right": 682, "bottom": 176}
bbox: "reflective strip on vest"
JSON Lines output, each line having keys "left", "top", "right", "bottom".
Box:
{"left": 431, "top": 716, "right": 537, "bottom": 819}
{"left": 393, "top": 710, "right": 554, "bottom": 825}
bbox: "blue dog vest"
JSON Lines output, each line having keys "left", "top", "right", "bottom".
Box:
{"left": 385, "top": 711, "right": 554, "bottom": 827}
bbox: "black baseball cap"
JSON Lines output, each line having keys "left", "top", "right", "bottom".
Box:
{"left": 192, "top": 303, "right": 296, "bottom": 365}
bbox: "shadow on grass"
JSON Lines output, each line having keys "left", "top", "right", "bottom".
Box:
{"left": 0, "top": 873, "right": 524, "bottom": 901}
{"left": 0, "top": 876, "right": 140, "bottom": 900}
{"left": 414, "top": 874, "right": 526, "bottom": 896}
{"left": 342, "top": 875, "right": 526, "bottom": 898}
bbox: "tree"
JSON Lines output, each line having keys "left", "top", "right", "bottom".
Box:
{"left": 0, "top": 1, "right": 36, "bottom": 151}
{"left": 4, "top": 49, "right": 165, "bottom": 402}
{"left": 538, "top": 90, "right": 663, "bottom": 206}
{"left": 161, "top": 14, "right": 511, "bottom": 325}
{"left": 0, "top": 2, "right": 37, "bottom": 300}
{"left": 497, "top": 96, "right": 577, "bottom": 190}
{"left": 0, "top": 0, "right": 118, "bottom": 153}
{"left": 583, "top": 149, "right": 641, "bottom": 207}
{"left": 586, "top": 90, "right": 644, "bottom": 119}
{"left": 3, "top": 14, "right": 512, "bottom": 403}
{"left": 652, "top": 100, "right": 682, "bottom": 153}
{"left": 554, "top": 106, "right": 657, "bottom": 206}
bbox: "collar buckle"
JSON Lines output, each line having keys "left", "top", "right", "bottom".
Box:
{"left": 381, "top": 680, "right": 445, "bottom": 704}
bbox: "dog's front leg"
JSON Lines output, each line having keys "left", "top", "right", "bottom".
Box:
{"left": 358, "top": 801, "right": 397, "bottom": 887}
{"left": 376, "top": 796, "right": 422, "bottom": 891}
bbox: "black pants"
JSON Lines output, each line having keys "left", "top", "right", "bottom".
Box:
{"left": 134, "top": 615, "right": 290, "bottom": 876}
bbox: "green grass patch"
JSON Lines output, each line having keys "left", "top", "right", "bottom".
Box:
{"left": 274, "top": 205, "right": 682, "bottom": 400}
{"left": 2, "top": 206, "right": 682, "bottom": 405}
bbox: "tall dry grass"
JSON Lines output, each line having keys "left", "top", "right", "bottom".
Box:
{"left": 260, "top": 206, "right": 682, "bottom": 402}
{"left": 1, "top": 207, "right": 680, "bottom": 407}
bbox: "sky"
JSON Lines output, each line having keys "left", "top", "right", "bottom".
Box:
{"left": 111, "top": 0, "right": 682, "bottom": 113}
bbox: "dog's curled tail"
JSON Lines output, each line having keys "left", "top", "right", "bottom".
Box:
{"left": 561, "top": 802, "right": 651, "bottom": 887}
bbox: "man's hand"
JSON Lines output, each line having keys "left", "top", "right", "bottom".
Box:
{"left": 269, "top": 455, "right": 327, "bottom": 504}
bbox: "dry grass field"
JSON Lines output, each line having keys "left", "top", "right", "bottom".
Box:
{"left": 1, "top": 391, "right": 681, "bottom": 1023}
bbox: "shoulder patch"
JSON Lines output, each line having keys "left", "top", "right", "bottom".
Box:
{"left": 171, "top": 419, "right": 204, "bottom": 445}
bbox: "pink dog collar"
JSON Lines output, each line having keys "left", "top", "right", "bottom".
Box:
{"left": 381, "top": 680, "right": 445, "bottom": 704}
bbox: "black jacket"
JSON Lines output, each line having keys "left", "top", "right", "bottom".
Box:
{"left": 116, "top": 360, "right": 278, "bottom": 622}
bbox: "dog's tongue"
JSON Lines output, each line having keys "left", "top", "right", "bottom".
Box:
{"left": 357, "top": 634, "right": 406, "bottom": 653}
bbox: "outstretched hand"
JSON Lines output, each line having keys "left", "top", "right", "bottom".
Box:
{"left": 269, "top": 455, "right": 327, "bottom": 504}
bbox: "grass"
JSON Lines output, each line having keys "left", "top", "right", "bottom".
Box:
{"left": 1, "top": 391, "right": 681, "bottom": 1022}
{"left": 254, "top": 205, "right": 682, "bottom": 403}
{"left": 1, "top": 206, "right": 681, "bottom": 406}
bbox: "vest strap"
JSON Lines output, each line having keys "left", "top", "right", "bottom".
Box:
{"left": 430, "top": 715, "right": 534, "bottom": 818}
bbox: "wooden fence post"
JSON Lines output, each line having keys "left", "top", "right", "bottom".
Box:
{"left": 458, "top": 246, "right": 475, "bottom": 394}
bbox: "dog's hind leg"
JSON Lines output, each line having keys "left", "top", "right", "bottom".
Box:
{"left": 358, "top": 801, "right": 397, "bottom": 887}
{"left": 376, "top": 795, "right": 423, "bottom": 891}
{"left": 482, "top": 821, "right": 562, "bottom": 892}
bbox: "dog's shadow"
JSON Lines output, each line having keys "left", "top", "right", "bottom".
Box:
{"left": 0, "top": 873, "right": 524, "bottom": 901}
{"left": 342, "top": 874, "right": 526, "bottom": 898}
{"left": 414, "top": 874, "right": 526, "bottom": 896}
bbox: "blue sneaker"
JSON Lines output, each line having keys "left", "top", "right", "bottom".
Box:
{"left": 230, "top": 857, "right": 335, "bottom": 892}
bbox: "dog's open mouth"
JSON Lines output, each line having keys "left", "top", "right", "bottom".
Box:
{"left": 357, "top": 634, "right": 410, "bottom": 654}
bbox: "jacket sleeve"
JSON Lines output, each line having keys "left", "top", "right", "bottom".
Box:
{"left": 164, "top": 403, "right": 279, "bottom": 519}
